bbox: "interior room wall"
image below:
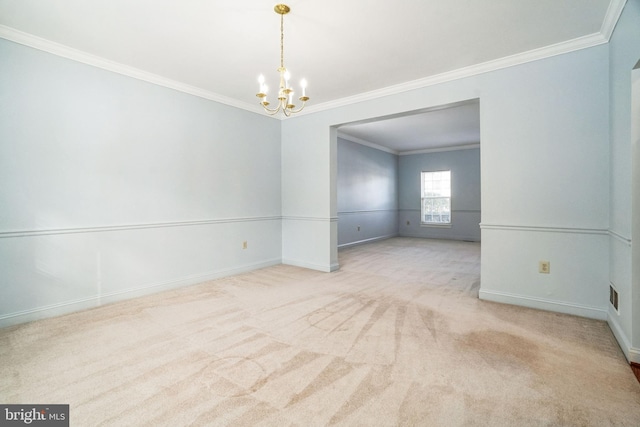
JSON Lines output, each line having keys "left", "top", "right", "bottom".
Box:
{"left": 0, "top": 38, "right": 282, "bottom": 327}
{"left": 1, "top": 5, "right": 634, "bottom": 363}
{"left": 282, "top": 42, "right": 610, "bottom": 325}
{"left": 608, "top": 0, "right": 640, "bottom": 363}
{"left": 398, "top": 147, "right": 481, "bottom": 242}
{"left": 337, "top": 137, "right": 398, "bottom": 247}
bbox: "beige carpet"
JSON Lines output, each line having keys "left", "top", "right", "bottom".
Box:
{"left": 1, "top": 237, "right": 639, "bottom": 426}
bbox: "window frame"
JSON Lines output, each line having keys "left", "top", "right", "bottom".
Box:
{"left": 420, "top": 170, "right": 452, "bottom": 227}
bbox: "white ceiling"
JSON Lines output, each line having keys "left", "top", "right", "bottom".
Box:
{"left": 0, "top": 1, "right": 622, "bottom": 149}
{"left": 338, "top": 100, "right": 481, "bottom": 153}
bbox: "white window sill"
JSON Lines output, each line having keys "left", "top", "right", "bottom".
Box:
{"left": 420, "top": 223, "right": 452, "bottom": 228}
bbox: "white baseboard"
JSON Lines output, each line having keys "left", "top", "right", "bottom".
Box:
{"left": 338, "top": 233, "right": 398, "bottom": 249}
{"left": 0, "top": 258, "right": 281, "bottom": 328}
{"left": 479, "top": 289, "right": 640, "bottom": 363}
{"left": 607, "top": 312, "right": 632, "bottom": 362}
{"left": 398, "top": 232, "right": 480, "bottom": 242}
{"left": 607, "top": 312, "right": 640, "bottom": 364}
{"left": 282, "top": 258, "right": 338, "bottom": 272}
{"left": 479, "top": 289, "right": 607, "bottom": 320}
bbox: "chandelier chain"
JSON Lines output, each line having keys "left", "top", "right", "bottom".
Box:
{"left": 280, "top": 12, "right": 284, "bottom": 69}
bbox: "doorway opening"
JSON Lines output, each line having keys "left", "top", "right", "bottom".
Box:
{"left": 334, "top": 99, "right": 481, "bottom": 249}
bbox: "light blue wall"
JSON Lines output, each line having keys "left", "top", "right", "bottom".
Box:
{"left": 282, "top": 42, "right": 610, "bottom": 324}
{"left": 337, "top": 138, "right": 398, "bottom": 247}
{"left": 2, "top": 6, "right": 636, "bottom": 364}
{"left": 398, "top": 148, "right": 480, "bottom": 241}
{"left": 607, "top": 0, "right": 640, "bottom": 363}
{"left": 0, "top": 38, "right": 282, "bottom": 326}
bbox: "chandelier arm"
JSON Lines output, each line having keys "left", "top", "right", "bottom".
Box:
{"left": 287, "top": 101, "right": 308, "bottom": 114}
{"left": 261, "top": 102, "right": 283, "bottom": 115}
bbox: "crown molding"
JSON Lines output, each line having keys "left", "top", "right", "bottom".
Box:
{"left": 337, "top": 132, "right": 480, "bottom": 156}
{"left": 1, "top": 0, "right": 623, "bottom": 120}
{"left": 399, "top": 143, "right": 480, "bottom": 156}
{"left": 600, "top": 0, "right": 627, "bottom": 40}
{"left": 337, "top": 133, "right": 398, "bottom": 155}
{"left": 0, "top": 25, "right": 266, "bottom": 116}
{"left": 303, "top": 32, "right": 608, "bottom": 116}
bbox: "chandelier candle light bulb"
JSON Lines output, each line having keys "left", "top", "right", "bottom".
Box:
{"left": 258, "top": 74, "right": 266, "bottom": 94}
{"left": 301, "top": 79, "right": 307, "bottom": 97}
{"left": 255, "top": 4, "right": 310, "bottom": 116}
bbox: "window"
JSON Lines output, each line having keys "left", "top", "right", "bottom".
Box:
{"left": 421, "top": 170, "right": 451, "bottom": 225}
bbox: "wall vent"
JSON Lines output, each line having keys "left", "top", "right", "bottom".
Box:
{"left": 609, "top": 284, "right": 619, "bottom": 312}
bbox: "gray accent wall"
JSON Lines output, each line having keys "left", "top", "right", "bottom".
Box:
{"left": 337, "top": 138, "right": 398, "bottom": 247}
{"left": 337, "top": 138, "right": 480, "bottom": 246}
{"left": 399, "top": 148, "right": 481, "bottom": 241}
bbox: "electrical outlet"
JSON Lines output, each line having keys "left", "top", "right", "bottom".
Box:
{"left": 406, "top": 221, "right": 410, "bottom": 226}
{"left": 243, "top": 241, "right": 247, "bottom": 249}
{"left": 539, "top": 261, "right": 550, "bottom": 274}
{"left": 357, "top": 226, "right": 360, "bottom": 231}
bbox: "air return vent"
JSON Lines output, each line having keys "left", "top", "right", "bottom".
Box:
{"left": 609, "top": 285, "right": 619, "bottom": 312}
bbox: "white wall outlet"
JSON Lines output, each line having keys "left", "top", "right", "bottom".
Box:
{"left": 539, "top": 261, "right": 550, "bottom": 274}
{"left": 242, "top": 241, "right": 247, "bottom": 249}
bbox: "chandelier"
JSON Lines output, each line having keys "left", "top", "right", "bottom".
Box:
{"left": 256, "top": 4, "right": 309, "bottom": 117}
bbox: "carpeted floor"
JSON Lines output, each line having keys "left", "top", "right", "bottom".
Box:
{"left": 1, "top": 237, "right": 639, "bottom": 426}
